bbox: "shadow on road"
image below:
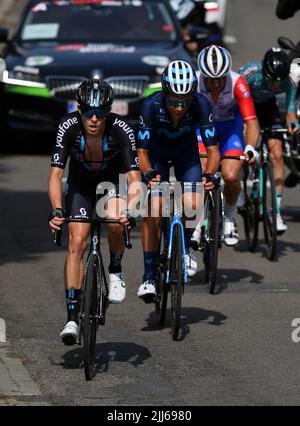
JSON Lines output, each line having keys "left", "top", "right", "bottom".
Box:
{"left": 191, "top": 267, "right": 265, "bottom": 295}
{"left": 0, "top": 186, "right": 142, "bottom": 266}
{"left": 142, "top": 306, "right": 227, "bottom": 341}
{"left": 60, "top": 341, "right": 151, "bottom": 373}
{"left": 235, "top": 237, "right": 300, "bottom": 261}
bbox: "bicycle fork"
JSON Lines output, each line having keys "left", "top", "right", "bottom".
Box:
{"left": 165, "top": 217, "right": 187, "bottom": 285}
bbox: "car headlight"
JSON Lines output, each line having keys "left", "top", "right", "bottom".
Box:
{"left": 2, "top": 69, "right": 46, "bottom": 88}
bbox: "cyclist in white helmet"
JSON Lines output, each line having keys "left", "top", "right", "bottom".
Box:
{"left": 194, "top": 45, "right": 260, "bottom": 247}
{"left": 137, "top": 60, "right": 220, "bottom": 303}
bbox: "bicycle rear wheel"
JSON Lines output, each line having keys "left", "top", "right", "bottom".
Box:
{"left": 170, "top": 223, "right": 183, "bottom": 340}
{"left": 262, "top": 162, "right": 277, "bottom": 261}
{"left": 242, "top": 166, "right": 259, "bottom": 252}
{"left": 83, "top": 253, "right": 99, "bottom": 381}
{"left": 203, "top": 190, "right": 220, "bottom": 294}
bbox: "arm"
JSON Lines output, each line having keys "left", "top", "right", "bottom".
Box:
{"left": 126, "top": 170, "right": 142, "bottom": 212}
{"left": 48, "top": 167, "right": 65, "bottom": 231}
{"left": 286, "top": 82, "right": 300, "bottom": 134}
{"left": 137, "top": 148, "right": 152, "bottom": 175}
{"left": 205, "top": 145, "right": 220, "bottom": 175}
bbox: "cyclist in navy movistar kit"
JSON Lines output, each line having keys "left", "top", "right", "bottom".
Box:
{"left": 48, "top": 79, "right": 140, "bottom": 345}
{"left": 137, "top": 60, "right": 220, "bottom": 303}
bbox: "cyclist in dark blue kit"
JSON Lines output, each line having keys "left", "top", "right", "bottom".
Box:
{"left": 137, "top": 60, "right": 220, "bottom": 303}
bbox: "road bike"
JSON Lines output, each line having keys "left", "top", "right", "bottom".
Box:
{"left": 155, "top": 182, "right": 203, "bottom": 340}
{"left": 194, "top": 154, "right": 249, "bottom": 294}
{"left": 54, "top": 217, "right": 131, "bottom": 380}
{"left": 240, "top": 127, "right": 288, "bottom": 261}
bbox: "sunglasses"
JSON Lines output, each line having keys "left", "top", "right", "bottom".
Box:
{"left": 81, "top": 106, "right": 110, "bottom": 119}
{"left": 166, "top": 98, "right": 193, "bottom": 108}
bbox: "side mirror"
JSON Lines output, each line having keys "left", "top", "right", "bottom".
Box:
{"left": 0, "top": 28, "right": 9, "bottom": 43}
{"left": 278, "top": 36, "right": 297, "bottom": 52}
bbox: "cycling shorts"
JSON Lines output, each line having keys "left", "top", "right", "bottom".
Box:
{"left": 254, "top": 96, "right": 284, "bottom": 128}
{"left": 198, "top": 114, "right": 244, "bottom": 156}
{"left": 148, "top": 136, "right": 202, "bottom": 195}
{"left": 65, "top": 176, "right": 127, "bottom": 220}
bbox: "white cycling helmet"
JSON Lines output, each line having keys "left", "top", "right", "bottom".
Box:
{"left": 198, "top": 45, "right": 232, "bottom": 78}
{"left": 161, "top": 60, "right": 197, "bottom": 96}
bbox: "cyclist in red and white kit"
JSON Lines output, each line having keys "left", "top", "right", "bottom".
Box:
{"left": 194, "top": 45, "right": 260, "bottom": 246}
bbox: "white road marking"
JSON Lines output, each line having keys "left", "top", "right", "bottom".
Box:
{"left": 0, "top": 318, "right": 6, "bottom": 343}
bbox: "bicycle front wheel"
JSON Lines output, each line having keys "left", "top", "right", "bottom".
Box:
{"left": 170, "top": 223, "right": 183, "bottom": 341}
{"left": 242, "top": 167, "right": 259, "bottom": 252}
{"left": 83, "top": 253, "right": 99, "bottom": 381}
{"left": 203, "top": 190, "right": 220, "bottom": 294}
{"left": 262, "top": 162, "right": 277, "bottom": 261}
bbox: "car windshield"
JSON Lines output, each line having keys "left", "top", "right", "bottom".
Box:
{"left": 20, "top": 0, "right": 178, "bottom": 43}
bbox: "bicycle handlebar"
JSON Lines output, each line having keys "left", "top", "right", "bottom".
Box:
{"left": 260, "top": 127, "right": 289, "bottom": 135}
{"left": 53, "top": 217, "right": 132, "bottom": 249}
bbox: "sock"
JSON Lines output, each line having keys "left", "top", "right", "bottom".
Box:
{"left": 224, "top": 201, "right": 235, "bottom": 222}
{"left": 65, "top": 289, "right": 81, "bottom": 324}
{"left": 143, "top": 251, "right": 157, "bottom": 282}
{"left": 184, "top": 227, "right": 194, "bottom": 250}
{"left": 276, "top": 192, "right": 282, "bottom": 213}
{"left": 108, "top": 251, "right": 123, "bottom": 273}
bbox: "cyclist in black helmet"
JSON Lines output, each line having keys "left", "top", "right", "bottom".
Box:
{"left": 137, "top": 60, "right": 220, "bottom": 303}
{"left": 239, "top": 47, "right": 299, "bottom": 233}
{"left": 48, "top": 79, "right": 141, "bottom": 345}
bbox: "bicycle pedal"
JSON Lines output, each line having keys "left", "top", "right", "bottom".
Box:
{"left": 62, "top": 335, "right": 77, "bottom": 346}
{"left": 140, "top": 293, "right": 157, "bottom": 304}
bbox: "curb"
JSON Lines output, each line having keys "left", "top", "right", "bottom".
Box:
{"left": 0, "top": 320, "right": 50, "bottom": 406}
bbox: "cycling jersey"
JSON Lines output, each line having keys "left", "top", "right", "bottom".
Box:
{"left": 196, "top": 70, "right": 256, "bottom": 156}
{"left": 196, "top": 70, "right": 257, "bottom": 123}
{"left": 137, "top": 91, "right": 218, "bottom": 186}
{"left": 238, "top": 62, "right": 298, "bottom": 113}
{"left": 51, "top": 111, "right": 139, "bottom": 218}
{"left": 138, "top": 91, "right": 218, "bottom": 149}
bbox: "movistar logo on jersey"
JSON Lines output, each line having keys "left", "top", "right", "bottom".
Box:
{"left": 138, "top": 130, "right": 150, "bottom": 140}
{"left": 158, "top": 126, "right": 191, "bottom": 139}
{"left": 205, "top": 127, "right": 216, "bottom": 138}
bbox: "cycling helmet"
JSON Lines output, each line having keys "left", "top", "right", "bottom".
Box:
{"left": 161, "top": 60, "right": 197, "bottom": 96}
{"left": 262, "top": 47, "right": 291, "bottom": 81}
{"left": 76, "top": 79, "right": 114, "bottom": 108}
{"left": 197, "top": 45, "right": 232, "bottom": 78}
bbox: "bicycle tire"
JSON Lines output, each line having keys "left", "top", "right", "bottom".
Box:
{"left": 262, "top": 162, "right": 277, "bottom": 261}
{"left": 170, "top": 223, "right": 183, "bottom": 340}
{"left": 203, "top": 190, "right": 220, "bottom": 294}
{"left": 242, "top": 166, "right": 259, "bottom": 252}
{"left": 159, "top": 218, "right": 169, "bottom": 327}
{"left": 83, "top": 253, "right": 99, "bottom": 381}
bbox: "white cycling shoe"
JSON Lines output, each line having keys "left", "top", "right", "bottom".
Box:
{"left": 276, "top": 213, "right": 288, "bottom": 234}
{"left": 59, "top": 321, "right": 78, "bottom": 346}
{"left": 108, "top": 272, "right": 126, "bottom": 304}
{"left": 224, "top": 220, "right": 239, "bottom": 246}
{"left": 137, "top": 280, "right": 157, "bottom": 304}
{"left": 185, "top": 247, "right": 197, "bottom": 277}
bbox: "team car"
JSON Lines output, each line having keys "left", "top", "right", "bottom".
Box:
{"left": 0, "top": 0, "right": 197, "bottom": 136}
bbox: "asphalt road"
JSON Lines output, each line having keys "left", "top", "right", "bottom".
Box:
{"left": 0, "top": 0, "right": 300, "bottom": 407}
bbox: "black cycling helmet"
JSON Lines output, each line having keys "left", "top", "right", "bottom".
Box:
{"left": 76, "top": 79, "right": 114, "bottom": 108}
{"left": 262, "top": 47, "right": 291, "bottom": 81}
{"left": 161, "top": 60, "right": 197, "bottom": 97}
